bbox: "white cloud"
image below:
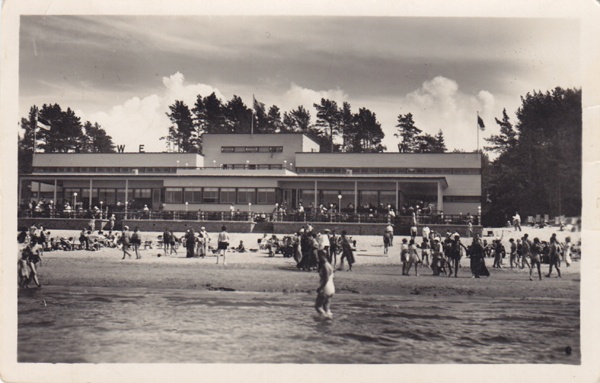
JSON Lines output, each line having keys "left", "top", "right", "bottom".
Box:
{"left": 281, "top": 82, "right": 349, "bottom": 114}
{"left": 380, "top": 76, "right": 496, "bottom": 152}
{"left": 90, "top": 72, "right": 223, "bottom": 152}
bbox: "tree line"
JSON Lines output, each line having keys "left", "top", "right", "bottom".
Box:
{"left": 164, "top": 94, "right": 379, "bottom": 153}
{"left": 481, "top": 87, "right": 581, "bottom": 225}
{"left": 18, "top": 104, "right": 116, "bottom": 173}
{"left": 162, "top": 92, "right": 447, "bottom": 154}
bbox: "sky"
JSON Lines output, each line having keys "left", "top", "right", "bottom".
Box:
{"left": 18, "top": 15, "right": 581, "bottom": 153}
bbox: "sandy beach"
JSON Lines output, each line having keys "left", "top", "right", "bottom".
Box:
{"left": 17, "top": 225, "right": 581, "bottom": 364}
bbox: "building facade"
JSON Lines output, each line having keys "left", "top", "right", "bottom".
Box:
{"left": 20, "top": 133, "right": 482, "bottom": 216}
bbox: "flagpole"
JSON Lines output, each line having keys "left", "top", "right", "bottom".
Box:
{"left": 476, "top": 111, "right": 480, "bottom": 153}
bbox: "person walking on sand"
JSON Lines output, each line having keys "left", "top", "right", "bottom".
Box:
{"left": 529, "top": 237, "right": 543, "bottom": 281}
{"left": 405, "top": 239, "right": 421, "bottom": 276}
{"left": 216, "top": 226, "right": 230, "bottom": 265}
{"left": 185, "top": 228, "right": 196, "bottom": 258}
{"left": 131, "top": 227, "right": 142, "bottom": 259}
{"left": 430, "top": 237, "right": 446, "bottom": 276}
{"left": 521, "top": 234, "right": 532, "bottom": 270}
{"left": 338, "top": 230, "right": 355, "bottom": 272}
{"left": 385, "top": 223, "right": 394, "bottom": 246}
{"left": 562, "top": 236, "right": 572, "bottom": 267}
{"left": 315, "top": 251, "right": 335, "bottom": 319}
{"left": 546, "top": 235, "right": 562, "bottom": 278}
{"left": 420, "top": 237, "right": 430, "bottom": 267}
{"left": 469, "top": 234, "right": 488, "bottom": 278}
{"left": 400, "top": 238, "right": 409, "bottom": 275}
{"left": 383, "top": 230, "right": 391, "bottom": 255}
{"left": 120, "top": 226, "right": 133, "bottom": 259}
{"left": 508, "top": 238, "right": 518, "bottom": 269}
{"left": 448, "top": 234, "right": 467, "bottom": 278}
{"left": 162, "top": 228, "right": 172, "bottom": 256}
{"left": 328, "top": 230, "right": 338, "bottom": 267}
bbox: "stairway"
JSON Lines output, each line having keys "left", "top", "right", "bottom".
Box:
{"left": 252, "top": 220, "right": 274, "bottom": 233}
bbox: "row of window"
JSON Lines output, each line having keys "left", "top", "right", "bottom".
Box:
{"left": 295, "top": 167, "right": 481, "bottom": 175}
{"left": 221, "top": 164, "right": 284, "bottom": 170}
{"left": 165, "top": 187, "right": 276, "bottom": 205}
{"left": 63, "top": 188, "right": 157, "bottom": 205}
{"left": 221, "top": 146, "right": 284, "bottom": 153}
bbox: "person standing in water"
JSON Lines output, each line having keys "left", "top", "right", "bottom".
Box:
{"left": 315, "top": 251, "right": 335, "bottom": 319}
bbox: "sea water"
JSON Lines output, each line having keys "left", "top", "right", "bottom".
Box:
{"left": 18, "top": 286, "right": 579, "bottom": 364}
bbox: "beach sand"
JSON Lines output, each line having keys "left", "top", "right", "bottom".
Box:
{"left": 34, "top": 226, "right": 580, "bottom": 296}
{"left": 17, "top": 225, "right": 581, "bottom": 364}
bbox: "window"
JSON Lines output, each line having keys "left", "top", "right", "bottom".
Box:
{"left": 116, "top": 189, "right": 127, "bottom": 204}
{"left": 203, "top": 188, "right": 219, "bottom": 203}
{"left": 184, "top": 188, "right": 203, "bottom": 203}
{"left": 98, "top": 188, "right": 116, "bottom": 205}
{"left": 257, "top": 188, "right": 276, "bottom": 204}
{"left": 165, "top": 188, "right": 183, "bottom": 203}
{"left": 237, "top": 188, "right": 256, "bottom": 204}
{"left": 269, "top": 146, "right": 283, "bottom": 153}
{"left": 245, "top": 147, "right": 259, "bottom": 152}
{"left": 380, "top": 191, "right": 396, "bottom": 207}
{"left": 133, "top": 189, "right": 151, "bottom": 198}
{"left": 220, "top": 188, "right": 236, "bottom": 204}
{"left": 321, "top": 190, "right": 340, "bottom": 206}
{"left": 63, "top": 188, "right": 80, "bottom": 203}
{"left": 221, "top": 147, "right": 235, "bottom": 153}
{"left": 82, "top": 188, "right": 98, "bottom": 199}
{"left": 359, "top": 191, "right": 378, "bottom": 207}
{"left": 301, "top": 190, "right": 316, "bottom": 206}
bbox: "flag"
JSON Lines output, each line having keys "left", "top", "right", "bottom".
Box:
{"left": 37, "top": 116, "right": 51, "bottom": 130}
{"left": 477, "top": 115, "right": 485, "bottom": 131}
{"left": 253, "top": 95, "right": 265, "bottom": 113}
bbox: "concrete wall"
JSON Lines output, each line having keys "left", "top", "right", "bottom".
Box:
{"left": 295, "top": 152, "right": 481, "bottom": 169}
{"left": 120, "top": 220, "right": 255, "bottom": 234}
{"left": 18, "top": 217, "right": 481, "bottom": 238}
{"left": 32, "top": 153, "right": 203, "bottom": 168}
{"left": 203, "top": 134, "right": 315, "bottom": 168}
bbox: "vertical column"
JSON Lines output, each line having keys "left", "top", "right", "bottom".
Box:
{"left": 89, "top": 179, "right": 93, "bottom": 210}
{"left": 395, "top": 181, "right": 399, "bottom": 209}
{"left": 314, "top": 180, "right": 318, "bottom": 209}
{"left": 354, "top": 181, "right": 358, "bottom": 214}
{"left": 437, "top": 180, "right": 444, "bottom": 213}
{"left": 125, "top": 179, "right": 129, "bottom": 219}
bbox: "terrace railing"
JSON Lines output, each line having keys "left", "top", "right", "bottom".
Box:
{"left": 18, "top": 207, "right": 480, "bottom": 226}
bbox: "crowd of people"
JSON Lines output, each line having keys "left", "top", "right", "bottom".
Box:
{"left": 387, "top": 225, "right": 577, "bottom": 281}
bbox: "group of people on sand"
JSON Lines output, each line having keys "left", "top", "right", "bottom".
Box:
{"left": 138, "top": 226, "right": 231, "bottom": 265}
{"left": 388, "top": 224, "right": 575, "bottom": 281}
{"left": 292, "top": 225, "right": 355, "bottom": 273}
